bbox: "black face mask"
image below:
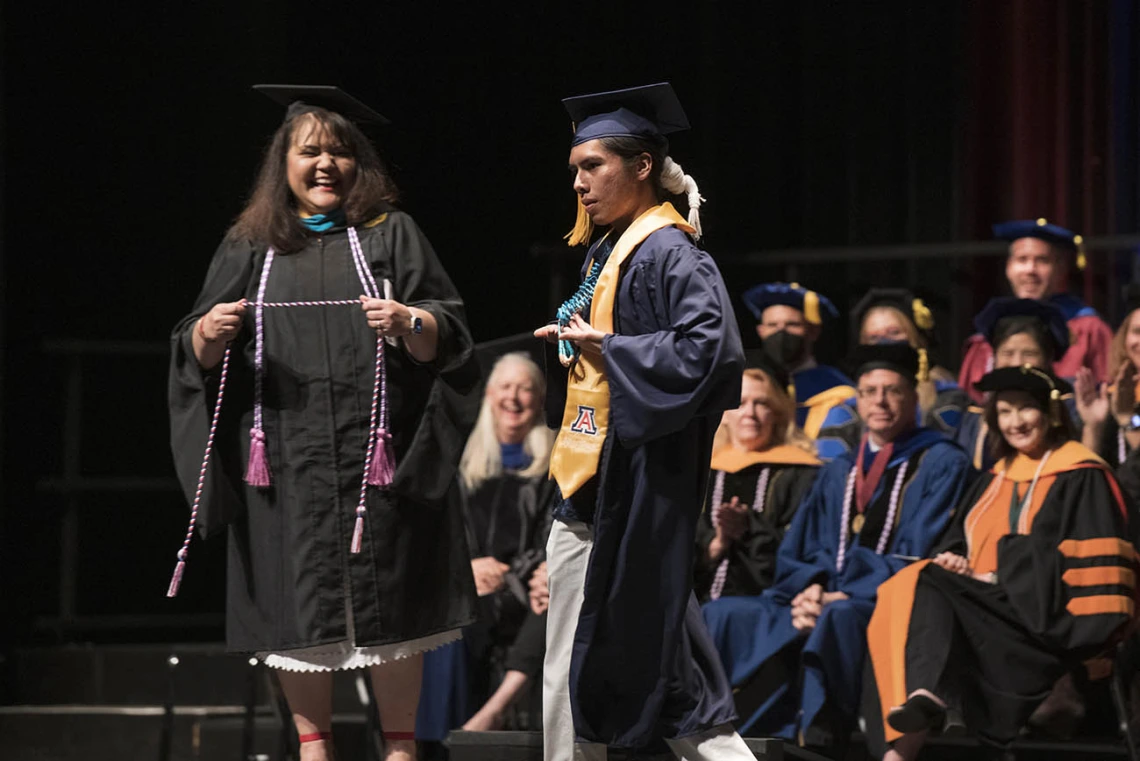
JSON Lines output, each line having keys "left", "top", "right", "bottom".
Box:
{"left": 763, "top": 330, "right": 807, "bottom": 367}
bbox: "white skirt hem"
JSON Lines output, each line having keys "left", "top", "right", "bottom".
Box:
{"left": 258, "top": 628, "right": 462, "bottom": 673}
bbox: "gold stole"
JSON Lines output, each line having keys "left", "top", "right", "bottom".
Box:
{"left": 549, "top": 203, "right": 694, "bottom": 498}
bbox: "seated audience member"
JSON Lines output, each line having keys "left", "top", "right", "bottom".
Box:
{"left": 417, "top": 353, "right": 554, "bottom": 737}
{"left": 701, "top": 344, "right": 970, "bottom": 745}
{"left": 817, "top": 289, "right": 966, "bottom": 458}
{"left": 955, "top": 297, "right": 1072, "bottom": 471}
{"left": 742, "top": 282, "right": 855, "bottom": 438}
{"left": 1076, "top": 284, "right": 1140, "bottom": 469}
{"left": 959, "top": 218, "right": 1113, "bottom": 402}
{"left": 695, "top": 353, "right": 821, "bottom": 602}
{"left": 868, "top": 365, "right": 1137, "bottom": 760}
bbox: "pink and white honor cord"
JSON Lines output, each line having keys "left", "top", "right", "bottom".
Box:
{"left": 708, "top": 467, "right": 770, "bottom": 601}
{"left": 835, "top": 459, "right": 909, "bottom": 573}
{"left": 167, "top": 228, "right": 390, "bottom": 597}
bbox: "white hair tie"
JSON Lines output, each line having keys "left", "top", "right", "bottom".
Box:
{"left": 661, "top": 157, "right": 705, "bottom": 240}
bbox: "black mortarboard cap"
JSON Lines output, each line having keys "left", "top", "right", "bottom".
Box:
{"left": 562, "top": 82, "right": 689, "bottom": 147}
{"left": 973, "top": 297, "right": 1070, "bottom": 358}
{"left": 253, "top": 84, "right": 391, "bottom": 126}
{"left": 849, "top": 342, "right": 921, "bottom": 384}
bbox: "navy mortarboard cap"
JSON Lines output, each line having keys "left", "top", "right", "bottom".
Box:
{"left": 993, "top": 218, "right": 1080, "bottom": 253}
{"left": 973, "top": 297, "right": 1070, "bottom": 358}
{"left": 744, "top": 347, "right": 792, "bottom": 395}
{"left": 741, "top": 282, "right": 838, "bottom": 326}
{"left": 849, "top": 342, "right": 925, "bottom": 384}
{"left": 254, "top": 84, "right": 391, "bottom": 126}
{"left": 850, "top": 288, "right": 936, "bottom": 342}
{"left": 975, "top": 364, "right": 1072, "bottom": 397}
{"left": 562, "top": 82, "right": 689, "bottom": 147}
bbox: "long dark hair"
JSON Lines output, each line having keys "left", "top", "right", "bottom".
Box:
{"left": 228, "top": 107, "right": 398, "bottom": 252}
{"left": 984, "top": 390, "right": 1074, "bottom": 464}
{"left": 598, "top": 134, "right": 669, "bottom": 200}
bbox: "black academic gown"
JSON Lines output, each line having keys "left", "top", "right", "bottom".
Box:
{"left": 168, "top": 209, "right": 479, "bottom": 653}
{"left": 869, "top": 441, "right": 1138, "bottom": 746}
{"left": 548, "top": 225, "right": 745, "bottom": 749}
{"left": 694, "top": 450, "right": 820, "bottom": 602}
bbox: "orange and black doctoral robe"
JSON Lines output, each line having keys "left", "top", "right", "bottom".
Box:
{"left": 694, "top": 445, "right": 820, "bottom": 602}
{"left": 868, "top": 440, "right": 1138, "bottom": 746}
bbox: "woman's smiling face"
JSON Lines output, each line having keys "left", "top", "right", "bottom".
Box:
{"left": 994, "top": 389, "right": 1049, "bottom": 458}
{"left": 286, "top": 115, "right": 358, "bottom": 216}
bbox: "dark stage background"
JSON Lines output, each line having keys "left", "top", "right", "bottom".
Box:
{"left": 1, "top": 2, "right": 1137, "bottom": 645}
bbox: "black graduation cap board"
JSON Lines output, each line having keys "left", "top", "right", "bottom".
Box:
{"left": 254, "top": 84, "right": 391, "bottom": 126}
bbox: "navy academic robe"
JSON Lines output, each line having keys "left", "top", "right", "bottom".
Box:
{"left": 792, "top": 364, "right": 856, "bottom": 440}
{"left": 552, "top": 225, "right": 745, "bottom": 749}
{"left": 702, "top": 429, "right": 970, "bottom": 738}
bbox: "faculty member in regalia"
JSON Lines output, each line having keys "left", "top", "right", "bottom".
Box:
{"left": 868, "top": 365, "right": 1137, "bottom": 760}
{"left": 702, "top": 343, "right": 970, "bottom": 748}
{"left": 534, "top": 82, "right": 754, "bottom": 761}
{"left": 695, "top": 353, "right": 820, "bottom": 602}
{"left": 167, "top": 86, "right": 478, "bottom": 761}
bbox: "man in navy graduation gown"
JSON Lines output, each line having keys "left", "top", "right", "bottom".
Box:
{"left": 535, "top": 83, "right": 752, "bottom": 761}
{"left": 702, "top": 343, "right": 971, "bottom": 745}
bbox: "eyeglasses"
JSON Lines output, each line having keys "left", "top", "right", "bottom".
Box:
{"left": 856, "top": 385, "right": 907, "bottom": 401}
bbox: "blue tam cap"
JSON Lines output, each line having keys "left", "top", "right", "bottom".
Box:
{"left": 992, "top": 218, "right": 1080, "bottom": 252}
{"left": 973, "top": 297, "right": 1070, "bottom": 358}
{"left": 563, "top": 82, "right": 690, "bottom": 147}
{"left": 741, "top": 282, "right": 838, "bottom": 326}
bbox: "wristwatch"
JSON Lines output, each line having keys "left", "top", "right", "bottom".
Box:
{"left": 1127, "top": 412, "right": 1140, "bottom": 432}
{"left": 411, "top": 311, "right": 423, "bottom": 335}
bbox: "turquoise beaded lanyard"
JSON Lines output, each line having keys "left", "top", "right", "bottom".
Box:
{"left": 555, "top": 239, "right": 612, "bottom": 366}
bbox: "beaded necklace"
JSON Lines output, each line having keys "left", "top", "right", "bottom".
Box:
{"left": 555, "top": 237, "right": 613, "bottom": 366}
{"left": 835, "top": 457, "right": 909, "bottom": 573}
{"left": 708, "top": 466, "right": 770, "bottom": 600}
{"left": 167, "top": 227, "right": 391, "bottom": 597}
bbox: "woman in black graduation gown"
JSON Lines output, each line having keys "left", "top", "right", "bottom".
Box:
{"left": 456, "top": 352, "right": 554, "bottom": 730}
{"left": 167, "top": 86, "right": 478, "bottom": 761}
{"left": 695, "top": 356, "right": 820, "bottom": 602}
{"left": 867, "top": 365, "right": 1138, "bottom": 760}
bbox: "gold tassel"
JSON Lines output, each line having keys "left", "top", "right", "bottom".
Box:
{"left": 912, "top": 299, "right": 934, "bottom": 331}
{"left": 1074, "top": 234, "right": 1087, "bottom": 271}
{"left": 564, "top": 195, "right": 594, "bottom": 247}
{"left": 1050, "top": 389, "right": 1063, "bottom": 428}
{"left": 917, "top": 348, "right": 930, "bottom": 383}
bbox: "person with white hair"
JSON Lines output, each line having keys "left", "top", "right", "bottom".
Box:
{"left": 534, "top": 82, "right": 750, "bottom": 761}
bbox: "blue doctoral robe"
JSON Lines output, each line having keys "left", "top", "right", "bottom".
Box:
{"left": 549, "top": 225, "right": 746, "bottom": 749}
{"left": 702, "top": 429, "right": 970, "bottom": 738}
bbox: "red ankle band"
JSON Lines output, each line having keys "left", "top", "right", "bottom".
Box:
{"left": 383, "top": 730, "right": 416, "bottom": 741}
{"left": 299, "top": 731, "right": 333, "bottom": 743}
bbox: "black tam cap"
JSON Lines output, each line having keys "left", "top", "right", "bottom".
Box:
{"left": 253, "top": 84, "right": 391, "bottom": 126}
{"left": 744, "top": 347, "right": 792, "bottom": 394}
{"left": 562, "top": 82, "right": 689, "bottom": 147}
{"left": 975, "top": 364, "right": 1073, "bottom": 402}
{"left": 849, "top": 342, "right": 924, "bottom": 384}
{"left": 849, "top": 288, "right": 937, "bottom": 346}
